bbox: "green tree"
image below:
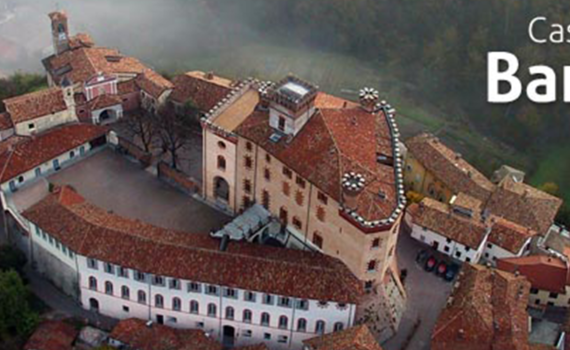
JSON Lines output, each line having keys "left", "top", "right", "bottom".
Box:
{"left": 0, "top": 270, "right": 38, "bottom": 339}
{"left": 0, "top": 245, "right": 27, "bottom": 275}
{"left": 538, "top": 182, "right": 559, "bottom": 196}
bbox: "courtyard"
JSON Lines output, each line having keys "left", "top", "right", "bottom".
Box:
{"left": 48, "top": 147, "right": 230, "bottom": 233}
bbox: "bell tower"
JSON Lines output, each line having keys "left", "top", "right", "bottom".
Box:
{"left": 49, "top": 11, "right": 70, "bottom": 55}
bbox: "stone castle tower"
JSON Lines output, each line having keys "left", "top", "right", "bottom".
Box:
{"left": 48, "top": 11, "right": 70, "bottom": 55}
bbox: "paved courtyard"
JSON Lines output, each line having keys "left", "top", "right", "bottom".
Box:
{"left": 48, "top": 147, "right": 230, "bottom": 233}
{"left": 383, "top": 229, "right": 456, "bottom": 350}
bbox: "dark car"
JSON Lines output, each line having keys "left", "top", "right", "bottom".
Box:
{"left": 436, "top": 261, "right": 447, "bottom": 276}
{"left": 416, "top": 250, "right": 429, "bottom": 265}
{"left": 444, "top": 264, "right": 459, "bottom": 281}
{"left": 425, "top": 256, "right": 437, "bottom": 272}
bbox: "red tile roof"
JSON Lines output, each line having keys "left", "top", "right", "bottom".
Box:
{"left": 408, "top": 198, "right": 490, "bottom": 249}
{"left": 431, "top": 264, "right": 531, "bottom": 350}
{"left": 0, "top": 112, "right": 13, "bottom": 131}
{"left": 486, "top": 177, "right": 563, "bottom": 234}
{"left": 0, "top": 124, "right": 108, "bottom": 183}
{"left": 110, "top": 318, "right": 222, "bottom": 350}
{"left": 488, "top": 217, "right": 536, "bottom": 254}
{"left": 235, "top": 344, "right": 270, "bottom": 350}
{"left": 22, "top": 186, "right": 362, "bottom": 303}
{"left": 24, "top": 320, "right": 78, "bottom": 350}
{"left": 68, "top": 33, "right": 95, "bottom": 50}
{"left": 87, "top": 93, "right": 122, "bottom": 111}
{"left": 4, "top": 88, "right": 68, "bottom": 124}
{"left": 497, "top": 255, "right": 568, "bottom": 294}
{"left": 43, "top": 47, "right": 148, "bottom": 85}
{"left": 303, "top": 325, "right": 383, "bottom": 350}
{"left": 235, "top": 97, "right": 400, "bottom": 225}
{"left": 406, "top": 133, "right": 496, "bottom": 202}
{"left": 118, "top": 79, "right": 139, "bottom": 95}
{"left": 170, "top": 71, "right": 233, "bottom": 111}
{"left": 136, "top": 70, "right": 173, "bottom": 99}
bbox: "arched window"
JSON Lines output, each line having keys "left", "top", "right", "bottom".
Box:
{"left": 315, "top": 320, "right": 326, "bottom": 334}
{"left": 334, "top": 322, "right": 344, "bottom": 332}
{"left": 155, "top": 294, "right": 164, "bottom": 308}
{"left": 190, "top": 300, "right": 199, "bottom": 314}
{"left": 121, "top": 286, "right": 130, "bottom": 299}
{"left": 225, "top": 306, "right": 235, "bottom": 320}
{"left": 297, "top": 318, "right": 307, "bottom": 332}
{"left": 105, "top": 281, "right": 113, "bottom": 295}
{"left": 172, "top": 297, "right": 181, "bottom": 311}
{"left": 138, "top": 290, "right": 146, "bottom": 304}
{"left": 243, "top": 309, "right": 252, "bottom": 323}
{"left": 261, "top": 312, "right": 270, "bottom": 326}
{"left": 207, "top": 303, "right": 217, "bottom": 317}
{"left": 279, "top": 315, "right": 288, "bottom": 329}
{"left": 88, "top": 276, "right": 97, "bottom": 290}
{"left": 217, "top": 155, "right": 226, "bottom": 170}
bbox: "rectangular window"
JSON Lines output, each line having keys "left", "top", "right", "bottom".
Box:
{"left": 296, "top": 299, "right": 309, "bottom": 310}
{"left": 317, "top": 192, "right": 328, "bottom": 205}
{"left": 188, "top": 282, "right": 202, "bottom": 293}
{"left": 550, "top": 292, "right": 558, "bottom": 299}
{"left": 152, "top": 276, "right": 165, "bottom": 286}
{"left": 243, "top": 330, "right": 252, "bottom": 338}
{"left": 278, "top": 116, "right": 286, "bottom": 131}
{"left": 134, "top": 271, "right": 146, "bottom": 282}
{"left": 278, "top": 297, "right": 292, "bottom": 308}
{"left": 118, "top": 267, "right": 129, "bottom": 278}
{"left": 206, "top": 285, "right": 219, "bottom": 296}
{"left": 312, "top": 233, "right": 323, "bottom": 249}
{"left": 104, "top": 263, "right": 114, "bottom": 274}
{"left": 262, "top": 294, "right": 274, "bottom": 305}
{"left": 264, "top": 168, "right": 271, "bottom": 181}
{"left": 244, "top": 179, "right": 252, "bottom": 194}
{"left": 530, "top": 288, "right": 539, "bottom": 294}
{"left": 169, "top": 279, "right": 181, "bottom": 290}
{"left": 244, "top": 291, "right": 256, "bottom": 302}
{"left": 264, "top": 333, "right": 272, "bottom": 340}
{"left": 296, "top": 176, "right": 306, "bottom": 188}
{"left": 278, "top": 335, "right": 288, "bottom": 344}
{"left": 224, "top": 288, "right": 238, "bottom": 299}
{"left": 282, "top": 167, "right": 292, "bottom": 179}
{"left": 87, "top": 258, "right": 98, "bottom": 270}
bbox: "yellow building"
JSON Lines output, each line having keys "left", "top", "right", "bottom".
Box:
{"left": 404, "top": 133, "right": 495, "bottom": 204}
{"left": 201, "top": 76, "right": 407, "bottom": 339}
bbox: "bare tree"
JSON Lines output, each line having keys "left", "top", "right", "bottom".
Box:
{"left": 123, "top": 111, "right": 155, "bottom": 153}
{"left": 154, "top": 105, "right": 189, "bottom": 170}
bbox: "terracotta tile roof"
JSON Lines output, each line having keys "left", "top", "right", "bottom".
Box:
{"left": 22, "top": 186, "right": 362, "bottom": 303}
{"left": 0, "top": 112, "right": 13, "bottom": 131}
{"left": 235, "top": 98, "right": 399, "bottom": 225}
{"left": 87, "top": 93, "right": 122, "bottom": 111}
{"left": 315, "top": 92, "right": 359, "bottom": 109}
{"left": 110, "top": 318, "right": 222, "bottom": 350}
{"left": 118, "top": 79, "right": 139, "bottom": 95}
{"left": 406, "top": 133, "right": 496, "bottom": 202}
{"left": 0, "top": 124, "right": 108, "bottom": 183}
{"left": 408, "top": 198, "right": 490, "bottom": 249}
{"left": 486, "top": 177, "right": 563, "bottom": 234}
{"left": 488, "top": 217, "right": 536, "bottom": 254}
{"left": 136, "top": 70, "right": 173, "bottom": 99}
{"left": 497, "top": 255, "right": 568, "bottom": 294}
{"left": 431, "top": 264, "right": 531, "bottom": 350}
{"left": 43, "top": 47, "right": 148, "bottom": 85}
{"left": 24, "top": 320, "right": 78, "bottom": 350}
{"left": 170, "top": 71, "right": 233, "bottom": 111}
{"left": 4, "top": 88, "right": 68, "bottom": 124}
{"left": 68, "top": 33, "right": 95, "bottom": 50}
{"left": 303, "top": 325, "right": 383, "bottom": 350}
{"left": 0, "top": 135, "right": 27, "bottom": 154}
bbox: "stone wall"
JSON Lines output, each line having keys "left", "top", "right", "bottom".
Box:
{"left": 157, "top": 161, "right": 201, "bottom": 194}
{"left": 32, "top": 242, "right": 79, "bottom": 299}
{"left": 117, "top": 137, "right": 152, "bottom": 167}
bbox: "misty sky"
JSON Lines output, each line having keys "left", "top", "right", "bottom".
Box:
{"left": 0, "top": 0, "right": 262, "bottom": 76}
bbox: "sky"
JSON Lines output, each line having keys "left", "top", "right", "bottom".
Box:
{"left": 0, "top": 0, "right": 260, "bottom": 76}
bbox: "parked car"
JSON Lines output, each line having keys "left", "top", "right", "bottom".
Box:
{"left": 416, "top": 250, "right": 429, "bottom": 265}
{"left": 436, "top": 261, "right": 447, "bottom": 276}
{"left": 444, "top": 264, "right": 459, "bottom": 281}
{"left": 425, "top": 256, "right": 437, "bottom": 272}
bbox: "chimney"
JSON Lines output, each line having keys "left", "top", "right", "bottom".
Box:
{"left": 205, "top": 71, "right": 214, "bottom": 80}
{"left": 219, "top": 234, "right": 230, "bottom": 251}
{"left": 342, "top": 172, "right": 365, "bottom": 211}
{"left": 359, "top": 87, "right": 379, "bottom": 113}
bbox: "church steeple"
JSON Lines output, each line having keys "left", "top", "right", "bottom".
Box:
{"left": 49, "top": 10, "right": 70, "bottom": 55}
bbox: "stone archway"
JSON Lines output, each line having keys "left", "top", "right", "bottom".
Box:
{"left": 214, "top": 176, "right": 230, "bottom": 202}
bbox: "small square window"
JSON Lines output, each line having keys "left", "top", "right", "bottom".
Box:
{"left": 264, "top": 333, "right": 271, "bottom": 340}
{"left": 123, "top": 306, "right": 130, "bottom": 312}
{"left": 317, "top": 192, "right": 328, "bottom": 205}
{"left": 243, "top": 330, "right": 252, "bottom": 337}
{"left": 296, "top": 176, "right": 306, "bottom": 188}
